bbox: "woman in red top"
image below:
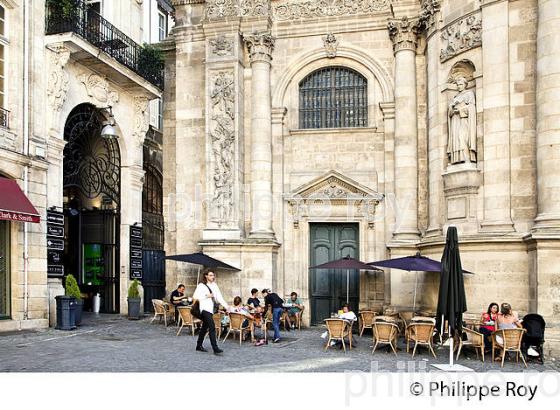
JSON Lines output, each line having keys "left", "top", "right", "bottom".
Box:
{"left": 479, "top": 302, "right": 499, "bottom": 349}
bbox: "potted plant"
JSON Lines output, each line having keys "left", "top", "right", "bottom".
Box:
{"left": 65, "top": 274, "right": 83, "bottom": 326}
{"left": 127, "top": 279, "right": 142, "bottom": 320}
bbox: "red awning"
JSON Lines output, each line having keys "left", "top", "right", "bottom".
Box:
{"left": 0, "top": 177, "right": 41, "bottom": 224}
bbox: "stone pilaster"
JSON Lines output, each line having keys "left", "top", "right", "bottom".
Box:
{"left": 480, "top": 1, "right": 514, "bottom": 233}
{"left": 534, "top": 0, "right": 560, "bottom": 231}
{"left": 388, "top": 17, "right": 421, "bottom": 241}
{"left": 244, "top": 32, "right": 275, "bottom": 239}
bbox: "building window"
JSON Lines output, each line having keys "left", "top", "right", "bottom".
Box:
{"left": 158, "top": 98, "right": 163, "bottom": 130}
{"left": 299, "top": 67, "right": 368, "bottom": 129}
{"left": 86, "top": 0, "right": 102, "bottom": 15}
{"left": 0, "top": 5, "right": 6, "bottom": 110}
{"left": 158, "top": 9, "right": 167, "bottom": 42}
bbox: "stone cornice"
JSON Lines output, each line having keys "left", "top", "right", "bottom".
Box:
{"left": 243, "top": 32, "right": 275, "bottom": 64}
{"left": 387, "top": 16, "right": 421, "bottom": 54}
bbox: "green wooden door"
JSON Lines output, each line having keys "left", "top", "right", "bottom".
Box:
{"left": 309, "top": 223, "right": 359, "bottom": 325}
{"left": 0, "top": 221, "right": 9, "bottom": 319}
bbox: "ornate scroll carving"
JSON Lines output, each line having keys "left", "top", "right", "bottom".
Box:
{"left": 273, "top": 0, "right": 391, "bottom": 21}
{"left": 387, "top": 17, "right": 421, "bottom": 53}
{"left": 79, "top": 73, "right": 119, "bottom": 107}
{"left": 205, "top": 0, "right": 270, "bottom": 20}
{"left": 47, "top": 45, "right": 71, "bottom": 135}
{"left": 322, "top": 33, "right": 339, "bottom": 58}
{"left": 440, "top": 13, "right": 482, "bottom": 62}
{"left": 209, "top": 71, "right": 236, "bottom": 225}
{"left": 209, "top": 35, "right": 235, "bottom": 57}
{"left": 132, "top": 95, "right": 150, "bottom": 147}
{"left": 243, "top": 32, "right": 275, "bottom": 64}
{"left": 419, "top": 0, "right": 440, "bottom": 30}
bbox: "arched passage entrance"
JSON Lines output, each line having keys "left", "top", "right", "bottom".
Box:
{"left": 63, "top": 104, "right": 121, "bottom": 313}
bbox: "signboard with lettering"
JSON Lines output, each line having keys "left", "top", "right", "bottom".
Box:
{"left": 129, "top": 225, "right": 143, "bottom": 280}
{"left": 47, "top": 210, "right": 65, "bottom": 277}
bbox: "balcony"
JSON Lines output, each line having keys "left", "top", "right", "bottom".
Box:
{"left": 45, "top": 0, "right": 163, "bottom": 95}
{"left": 0, "top": 107, "right": 8, "bottom": 129}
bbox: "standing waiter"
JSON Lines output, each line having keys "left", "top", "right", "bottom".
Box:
{"left": 193, "top": 270, "right": 229, "bottom": 355}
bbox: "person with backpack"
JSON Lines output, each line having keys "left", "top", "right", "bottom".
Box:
{"left": 192, "top": 270, "right": 229, "bottom": 355}
{"left": 262, "top": 288, "right": 284, "bottom": 343}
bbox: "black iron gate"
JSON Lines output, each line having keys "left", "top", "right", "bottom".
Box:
{"left": 142, "top": 249, "right": 166, "bottom": 312}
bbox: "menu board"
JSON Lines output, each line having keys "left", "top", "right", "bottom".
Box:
{"left": 129, "top": 225, "right": 143, "bottom": 279}
{"left": 47, "top": 210, "right": 64, "bottom": 277}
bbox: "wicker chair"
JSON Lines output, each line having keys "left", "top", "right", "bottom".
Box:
{"left": 324, "top": 319, "right": 352, "bottom": 352}
{"left": 223, "top": 312, "right": 254, "bottom": 345}
{"left": 162, "top": 301, "right": 176, "bottom": 327}
{"left": 456, "top": 328, "right": 485, "bottom": 362}
{"left": 176, "top": 307, "right": 201, "bottom": 336}
{"left": 213, "top": 312, "right": 224, "bottom": 340}
{"left": 286, "top": 306, "right": 305, "bottom": 330}
{"left": 372, "top": 320, "right": 399, "bottom": 356}
{"left": 359, "top": 310, "right": 377, "bottom": 337}
{"left": 491, "top": 328, "right": 527, "bottom": 368}
{"left": 406, "top": 322, "right": 437, "bottom": 358}
{"left": 151, "top": 299, "right": 166, "bottom": 325}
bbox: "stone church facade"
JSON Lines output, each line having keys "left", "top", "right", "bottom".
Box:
{"left": 163, "top": 0, "right": 560, "bottom": 353}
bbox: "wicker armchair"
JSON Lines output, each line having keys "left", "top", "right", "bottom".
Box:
{"left": 359, "top": 310, "right": 377, "bottom": 336}
{"left": 456, "top": 327, "right": 485, "bottom": 362}
{"left": 162, "top": 301, "right": 177, "bottom": 327}
{"left": 287, "top": 306, "right": 305, "bottom": 330}
{"left": 372, "top": 320, "right": 399, "bottom": 356}
{"left": 151, "top": 299, "right": 166, "bottom": 325}
{"left": 213, "top": 312, "right": 224, "bottom": 340}
{"left": 324, "top": 319, "right": 352, "bottom": 352}
{"left": 491, "top": 328, "right": 527, "bottom": 368}
{"left": 176, "top": 306, "right": 201, "bottom": 336}
{"left": 223, "top": 312, "right": 254, "bottom": 345}
{"left": 406, "top": 322, "right": 437, "bottom": 358}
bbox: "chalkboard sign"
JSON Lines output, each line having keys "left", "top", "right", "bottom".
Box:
{"left": 47, "top": 210, "right": 65, "bottom": 278}
{"left": 129, "top": 225, "right": 143, "bottom": 280}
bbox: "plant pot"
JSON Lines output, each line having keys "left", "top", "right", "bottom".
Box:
{"left": 74, "top": 299, "right": 84, "bottom": 326}
{"left": 128, "top": 297, "right": 142, "bottom": 320}
{"left": 55, "top": 295, "right": 76, "bottom": 330}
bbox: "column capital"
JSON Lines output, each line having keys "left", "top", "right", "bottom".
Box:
{"left": 243, "top": 32, "right": 275, "bottom": 64}
{"left": 387, "top": 17, "right": 421, "bottom": 54}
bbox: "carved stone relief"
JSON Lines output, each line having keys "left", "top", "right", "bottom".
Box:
{"left": 387, "top": 17, "right": 421, "bottom": 53}
{"left": 47, "top": 45, "right": 71, "bottom": 135}
{"left": 79, "top": 73, "right": 119, "bottom": 107}
{"left": 273, "top": 0, "right": 391, "bottom": 21}
{"left": 322, "top": 33, "right": 339, "bottom": 58}
{"left": 243, "top": 32, "right": 275, "bottom": 64}
{"left": 418, "top": 0, "right": 440, "bottom": 30}
{"left": 209, "top": 71, "right": 236, "bottom": 225}
{"left": 205, "top": 0, "right": 270, "bottom": 20}
{"left": 132, "top": 95, "right": 150, "bottom": 147}
{"left": 209, "top": 35, "right": 235, "bottom": 57}
{"left": 440, "top": 13, "right": 482, "bottom": 62}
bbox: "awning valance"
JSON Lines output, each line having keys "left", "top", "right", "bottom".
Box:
{"left": 0, "top": 177, "right": 41, "bottom": 224}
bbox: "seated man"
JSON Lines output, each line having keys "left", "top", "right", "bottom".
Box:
{"left": 285, "top": 292, "right": 304, "bottom": 329}
{"left": 170, "top": 284, "right": 187, "bottom": 323}
{"left": 332, "top": 303, "right": 357, "bottom": 348}
{"left": 246, "top": 288, "right": 261, "bottom": 309}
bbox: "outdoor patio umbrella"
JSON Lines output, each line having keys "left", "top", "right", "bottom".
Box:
{"left": 367, "top": 252, "right": 472, "bottom": 311}
{"left": 433, "top": 226, "right": 469, "bottom": 371}
{"left": 166, "top": 252, "right": 240, "bottom": 284}
{"left": 309, "top": 256, "right": 380, "bottom": 303}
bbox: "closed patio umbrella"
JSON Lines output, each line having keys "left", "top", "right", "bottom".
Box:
{"left": 309, "top": 256, "right": 380, "bottom": 303}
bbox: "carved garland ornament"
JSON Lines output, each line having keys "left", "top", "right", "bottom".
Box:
{"left": 79, "top": 73, "right": 119, "bottom": 107}
{"left": 132, "top": 95, "right": 150, "bottom": 147}
{"left": 209, "top": 71, "right": 236, "bottom": 225}
{"left": 273, "top": 0, "right": 391, "bottom": 21}
{"left": 47, "top": 45, "right": 71, "bottom": 135}
{"left": 205, "top": 0, "right": 270, "bottom": 20}
{"left": 322, "top": 33, "right": 339, "bottom": 58}
{"left": 440, "top": 13, "right": 482, "bottom": 62}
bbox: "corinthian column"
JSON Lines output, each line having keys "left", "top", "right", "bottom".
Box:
{"left": 388, "top": 17, "right": 421, "bottom": 241}
{"left": 534, "top": 0, "right": 560, "bottom": 231}
{"left": 244, "top": 32, "right": 275, "bottom": 239}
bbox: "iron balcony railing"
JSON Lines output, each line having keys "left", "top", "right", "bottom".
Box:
{"left": 45, "top": 0, "right": 164, "bottom": 89}
{"left": 0, "top": 107, "right": 8, "bottom": 129}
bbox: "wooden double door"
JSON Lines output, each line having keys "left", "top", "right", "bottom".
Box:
{"left": 309, "top": 223, "right": 359, "bottom": 325}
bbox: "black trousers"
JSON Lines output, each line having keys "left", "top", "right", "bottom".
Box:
{"left": 479, "top": 327, "right": 493, "bottom": 348}
{"left": 197, "top": 310, "right": 219, "bottom": 351}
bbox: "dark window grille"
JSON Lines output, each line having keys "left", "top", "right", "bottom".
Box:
{"left": 299, "top": 67, "right": 367, "bottom": 129}
{"left": 0, "top": 107, "right": 8, "bottom": 129}
{"left": 45, "top": 0, "right": 164, "bottom": 89}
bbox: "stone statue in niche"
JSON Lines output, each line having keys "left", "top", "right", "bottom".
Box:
{"left": 447, "top": 76, "right": 477, "bottom": 164}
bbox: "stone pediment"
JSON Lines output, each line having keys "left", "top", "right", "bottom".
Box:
{"left": 286, "top": 170, "right": 384, "bottom": 202}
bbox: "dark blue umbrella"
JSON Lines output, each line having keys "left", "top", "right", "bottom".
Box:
{"left": 165, "top": 252, "right": 240, "bottom": 271}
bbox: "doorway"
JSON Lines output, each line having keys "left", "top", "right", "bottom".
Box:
{"left": 309, "top": 223, "right": 359, "bottom": 325}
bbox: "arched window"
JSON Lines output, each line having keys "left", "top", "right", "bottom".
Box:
{"left": 299, "top": 67, "right": 367, "bottom": 129}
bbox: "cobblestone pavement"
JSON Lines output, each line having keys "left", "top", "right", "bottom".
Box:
{"left": 0, "top": 313, "right": 558, "bottom": 373}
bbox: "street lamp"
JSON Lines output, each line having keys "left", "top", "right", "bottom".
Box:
{"left": 100, "top": 107, "right": 118, "bottom": 140}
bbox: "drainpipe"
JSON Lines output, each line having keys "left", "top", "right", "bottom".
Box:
{"left": 22, "top": 0, "right": 30, "bottom": 320}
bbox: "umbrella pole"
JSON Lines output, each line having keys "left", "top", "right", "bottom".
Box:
{"left": 413, "top": 271, "right": 418, "bottom": 312}
{"left": 196, "top": 265, "right": 201, "bottom": 285}
{"left": 450, "top": 335, "right": 454, "bottom": 366}
{"left": 346, "top": 269, "right": 349, "bottom": 304}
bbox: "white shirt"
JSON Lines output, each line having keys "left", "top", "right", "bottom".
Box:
{"left": 193, "top": 281, "right": 229, "bottom": 314}
{"left": 340, "top": 311, "right": 357, "bottom": 322}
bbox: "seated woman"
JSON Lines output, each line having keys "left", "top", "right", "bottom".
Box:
{"left": 330, "top": 304, "right": 357, "bottom": 348}
{"left": 496, "top": 303, "right": 522, "bottom": 330}
{"left": 479, "top": 302, "right": 499, "bottom": 349}
{"left": 228, "top": 296, "right": 255, "bottom": 330}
